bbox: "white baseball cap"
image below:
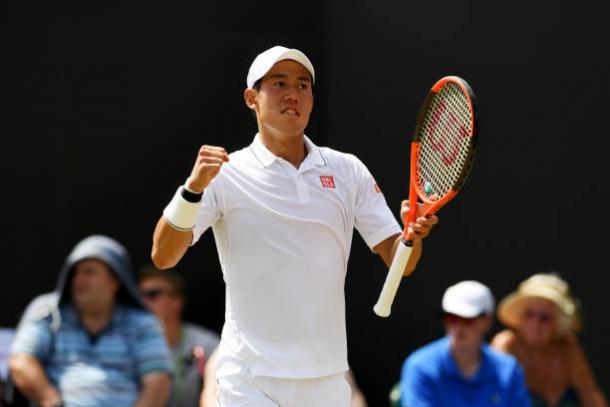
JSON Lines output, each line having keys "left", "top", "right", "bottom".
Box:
{"left": 246, "top": 45, "right": 315, "bottom": 89}
{"left": 441, "top": 280, "right": 495, "bottom": 318}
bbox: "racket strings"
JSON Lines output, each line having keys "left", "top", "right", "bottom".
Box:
{"left": 417, "top": 83, "right": 474, "bottom": 198}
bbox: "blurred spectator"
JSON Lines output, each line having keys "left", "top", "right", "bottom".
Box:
{"left": 8, "top": 293, "right": 59, "bottom": 407}
{"left": 14, "top": 294, "right": 59, "bottom": 333}
{"left": 9, "top": 235, "right": 173, "bottom": 407}
{"left": 399, "top": 281, "right": 530, "bottom": 407}
{"left": 1, "top": 328, "right": 15, "bottom": 406}
{"left": 491, "top": 273, "right": 608, "bottom": 407}
{"left": 138, "top": 265, "right": 220, "bottom": 407}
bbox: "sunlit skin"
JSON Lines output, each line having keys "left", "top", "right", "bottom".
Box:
{"left": 243, "top": 59, "right": 314, "bottom": 168}
{"left": 517, "top": 298, "right": 559, "bottom": 347}
{"left": 492, "top": 296, "right": 609, "bottom": 407}
{"left": 71, "top": 259, "right": 120, "bottom": 318}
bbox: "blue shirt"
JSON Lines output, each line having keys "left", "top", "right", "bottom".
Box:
{"left": 11, "top": 304, "right": 173, "bottom": 407}
{"left": 400, "top": 337, "right": 531, "bottom": 407}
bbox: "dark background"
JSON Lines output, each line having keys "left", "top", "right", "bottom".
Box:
{"left": 3, "top": 1, "right": 609, "bottom": 405}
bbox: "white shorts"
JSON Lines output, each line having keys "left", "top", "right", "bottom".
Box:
{"left": 216, "top": 370, "right": 352, "bottom": 407}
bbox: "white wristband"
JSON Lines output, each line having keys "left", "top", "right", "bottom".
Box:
{"left": 163, "top": 187, "right": 201, "bottom": 231}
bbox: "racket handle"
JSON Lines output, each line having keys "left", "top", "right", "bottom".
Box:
{"left": 373, "top": 239, "right": 413, "bottom": 317}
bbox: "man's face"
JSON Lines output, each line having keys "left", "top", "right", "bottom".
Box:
{"left": 443, "top": 313, "right": 491, "bottom": 351}
{"left": 139, "top": 276, "right": 182, "bottom": 321}
{"left": 245, "top": 59, "right": 314, "bottom": 137}
{"left": 71, "top": 259, "right": 120, "bottom": 312}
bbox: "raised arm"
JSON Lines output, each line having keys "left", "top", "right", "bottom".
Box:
{"left": 151, "top": 145, "right": 229, "bottom": 269}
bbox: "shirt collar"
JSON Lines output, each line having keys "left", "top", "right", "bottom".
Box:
{"left": 303, "top": 135, "right": 327, "bottom": 167}
{"left": 250, "top": 133, "right": 277, "bottom": 167}
{"left": 250, "top": 133, "right": 327, "bottom": 169}
{"left": 440, "top": 336, "right": 492, "bottom": 383}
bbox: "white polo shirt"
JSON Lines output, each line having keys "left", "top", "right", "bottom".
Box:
{"left": 192, "top": 134, "right": 401, "bottom": 379}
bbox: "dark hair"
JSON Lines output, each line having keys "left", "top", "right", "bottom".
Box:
{"left": 253, "top": 78, "right": 262, "bottom": 91}
{"left": 138, "top": 264, "right": 185, "bottom": 297}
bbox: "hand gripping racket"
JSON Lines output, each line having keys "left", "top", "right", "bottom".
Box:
{"left": 373, "top": 76, "right": 479, "bottom": 317}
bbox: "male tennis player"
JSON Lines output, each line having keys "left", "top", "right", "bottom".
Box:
{"left": 152, "top": 45, "right": 438, "bottom": 406}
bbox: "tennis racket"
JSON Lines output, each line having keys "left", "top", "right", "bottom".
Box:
{"left": 373, "top": 75, "right": 479, "bottom": 317}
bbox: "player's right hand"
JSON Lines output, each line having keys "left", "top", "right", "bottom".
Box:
{"left": 185, "top": 145, "right": 229, "bottom": 193}
{"left": 400, "top": 199, "right": 439, "bottom": 241}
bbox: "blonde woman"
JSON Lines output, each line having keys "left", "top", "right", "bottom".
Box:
{"left": 491, "top": 273, "right": 607, "bottom": 407}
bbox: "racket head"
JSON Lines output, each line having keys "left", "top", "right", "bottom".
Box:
{"left": 411, "top": 75, "right": 479, "bottom": 215}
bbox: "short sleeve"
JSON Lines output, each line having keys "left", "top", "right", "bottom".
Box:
{"left": 129, "top": 313, "right": 174, "bottom": 377}
{"left": 352, "top": 157, "right": 401, "bottom": 249}
{"left": 15, "top": 293, "right": 59, "bottom": 331}
{"left": 192, "top": 178, "right": 223, "bottom": 245}
{"left": 10, "top": 318, "right": 53, "bottom": 362}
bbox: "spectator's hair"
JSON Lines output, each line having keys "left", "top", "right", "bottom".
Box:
{"left": 138, "top": 265, "right": 185, "bottom": 297}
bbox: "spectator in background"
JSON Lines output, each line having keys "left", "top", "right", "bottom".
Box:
{"left": 138, "top": 265, "right": 220, "bottom": 407}
{"left": 9, "top": 235, "right": 173, "bottom": 407}
{"left": 0, "top": 328, "right": 15, "bottom": 406}
{"left": 491, "top": 273, "right": 608, "bottom": 407}
{"left": 399, "top": 281, "right": 530, "bottom": 407}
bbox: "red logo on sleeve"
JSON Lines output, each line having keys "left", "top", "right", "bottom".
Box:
{"left": 319, "top": 175, "right": 336, "bottom": 189}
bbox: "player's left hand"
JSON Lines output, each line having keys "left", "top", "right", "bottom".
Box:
{"left": 400, "top": 200, "right": 439, "bottom": 241}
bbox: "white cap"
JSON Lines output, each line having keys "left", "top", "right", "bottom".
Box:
{"left": 441, "top": 281, "right": 495, "bottom": 318}
{"left": 246, "top": 46, "right": 315, "bottom": 89}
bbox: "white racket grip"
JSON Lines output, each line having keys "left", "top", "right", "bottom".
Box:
{"left": 373, "top": 240, "right": 413, "bottom": 317}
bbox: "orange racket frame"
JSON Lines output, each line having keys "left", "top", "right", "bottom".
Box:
{"left": 374, "top": 75, "right": 478, "bottom": 317}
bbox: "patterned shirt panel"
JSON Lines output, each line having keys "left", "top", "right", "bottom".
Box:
{"left": 11, "top": 304, "right": 173, "bottom": 407}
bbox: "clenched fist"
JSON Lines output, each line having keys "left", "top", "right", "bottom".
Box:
{"left": 185, "top": 145, "right": 229, "bottom": 193}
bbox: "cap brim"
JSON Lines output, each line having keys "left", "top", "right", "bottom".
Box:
{"left": 247, "top": 48, "right": 315, "bottom": 89}
{"left": 497, "top": 291, "right": 582, "bottom": 332}
{"left": 497, "top": 293, "right": 530, "bottom": 328}
{"left": 442, "top": 299, "right": 487, "bottom": 318}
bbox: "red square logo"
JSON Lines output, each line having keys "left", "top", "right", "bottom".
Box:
{"left": 319, "top": 175, "right": 336, "bottom": 189}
